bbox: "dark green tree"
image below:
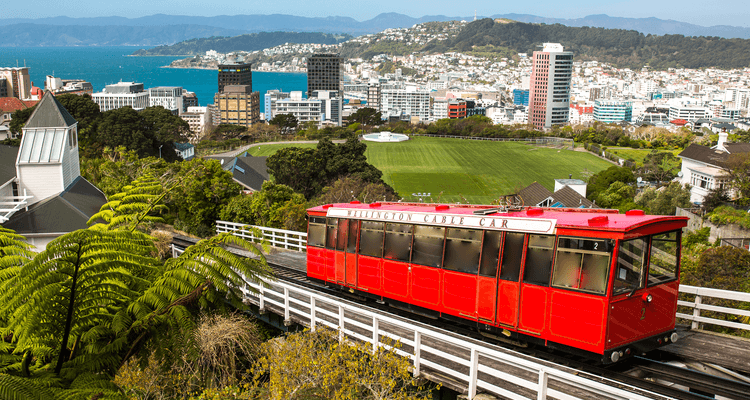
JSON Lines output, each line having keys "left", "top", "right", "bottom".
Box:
{"left": 346, "top": 107, "right": 382, "bottom": 127}
{"left": 8, "top": 106, "right": 35, "bottom": 135}
{"left": 266, "top": 146, "right": 326, "bottom": 200}
{"left": 269, "top": 113, "right": 298, "bottom": 135}
{"left": 219, "top": 181, "right": 308, "bottom": 231}
{"left": 55, "top": 93, "right": 101, "bottom": 155}
{"left": 587, "top": 166, "right": 635, "bottom": 203}
{"left": 211, "top": 123, "right": 248, "bottom": 140}
{"left": 94, "top": 106, "right": 182, "bottom": 161}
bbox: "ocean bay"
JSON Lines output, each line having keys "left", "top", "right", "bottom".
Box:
{"left": 0, "top": 46, "right": 307, "bottom": 112}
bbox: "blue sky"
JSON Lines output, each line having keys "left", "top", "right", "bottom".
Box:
{"left": 5, "top": 0, "right": 749, "bottom": 28}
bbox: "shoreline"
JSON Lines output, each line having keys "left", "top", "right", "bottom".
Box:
{"left": 160, "top": 65, "right": 306, "bottom": 74}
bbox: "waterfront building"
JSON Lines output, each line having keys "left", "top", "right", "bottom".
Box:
{"left": 44, "top": 76, "right": 93, "bottom": 96}
{"left": 432, "top": 97, "right": 448, "bottom": 121}
{"left": 307, "top": 53, "right": 343, "bottom": 97}
{"left": 593, "top": 100, "right": 632, "bottom": 123}
{"left": 668, "top": 104, "right": 709, "bottom": 122}
{"left": 528, "top": 43, "right": 573, "bottom": 129}
{"left": 182, "top": 91, "right": 199, "bottom": 110}
{"left": 0, "top": 67, "right": 31, "bottom": 100}
{"left": 264, "top": 90, "right": 291, "bottom": 121}
{"left": 314, "top": 90, "right": 343, "bottom": 126}
{"left": 380, "top": 87, "right": 430, "bottom": 122}
{"left": 92, "top": 82, "right": 149, "bottom": 112}
{"left": 148, "top": 86, "right": 183, "bottom": 115}
{"left": 180, "top": 106, "right": 212, "bottom": 141}
{"left": 218, "top": 62, "right": 252, "bottom": 94}
{"left": 272, "top": 91, "right": 322, "bottom": 125}
{"left": 214, "top": 85, "right": 260, "bottom": 128}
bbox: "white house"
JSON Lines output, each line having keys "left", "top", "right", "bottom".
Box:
{"left": 1, "top": 91, "right": 107, "bottom": 250}
{"left": 677, "top": 132, "right": 747, "bottom": 204}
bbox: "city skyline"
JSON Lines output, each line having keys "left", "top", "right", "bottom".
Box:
{"left": 4, "top": 0, "right": 750, "bottom": 29}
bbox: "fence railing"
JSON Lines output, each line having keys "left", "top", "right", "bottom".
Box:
{"left": 219, "top": 223, "right": 750, "bottom": 334}
{"left": 677, "top": 285, "right": 750, "bottom": 331}
{"left": 410, "top": 134, "right": 574, "bottom": 147}
{"left": 216, "top": 221, "right": 307, "bottom": 252}
{"left": 721, "top": 238, "right": 750, "bottom": 250}
{"left": 240, "top": 270, "right": 664, "bottom": 400}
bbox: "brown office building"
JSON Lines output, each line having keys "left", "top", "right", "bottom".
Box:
{"left": 214, "top": 85, "right": 260, "bottom": 128}
{"left": 218, "top": 63, "right": 252, "bottom": 94}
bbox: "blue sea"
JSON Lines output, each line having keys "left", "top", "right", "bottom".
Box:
{"left": 0, "top": 46, "right": 307, "bottom": 113}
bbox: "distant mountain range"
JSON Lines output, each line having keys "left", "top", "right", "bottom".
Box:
{"left": 1, "top": 12, "right": 749, "bottom": 47}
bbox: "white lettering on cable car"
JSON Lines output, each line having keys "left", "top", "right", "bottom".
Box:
{"left": 326, "top": 208, "right": 556, "bottom": 234}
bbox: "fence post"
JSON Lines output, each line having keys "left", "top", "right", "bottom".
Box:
{"left": 283, "top": 287, "right": 291, "bottom": 325}
{"left": 537, "top": 367, "right": 549, "bottom": 400}
{"left": 259, "top": 283, "right": 265, "bottom": 314}
{"left": 692, "top": 295, "right": 702, "bottom": 330}
{"left": 310, "top": 296, "right": 316, "bottom": 332}
{"left": 339, "top": 305, "right": 345, "bottom": 342}
{"left": 372, "top": 317, "right": 379, "bottom": 354}
{"left": 468, "top": 348, "right": 479, "bottom": 399}
{"left": 414, "top": 331, "right": 421, "bottom": 377}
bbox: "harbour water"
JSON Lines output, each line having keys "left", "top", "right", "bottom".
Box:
{"left": 0, "top": 46, "right": 307, "bottom": 113}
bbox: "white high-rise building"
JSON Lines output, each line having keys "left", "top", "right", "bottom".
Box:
{"left": 381, "top": 87, "right": 431, "bottom": 122}
{"left": 273, "top": 91, "right": 322, "bottom": 125}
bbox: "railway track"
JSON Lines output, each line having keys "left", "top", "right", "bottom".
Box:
{"left": 172, "top": 237, "right": 750, "bottom": 399}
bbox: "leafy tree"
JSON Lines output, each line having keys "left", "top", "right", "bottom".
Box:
{"left": 140, "top": 106, "right": 190, "bottom": 153}
{"left": 637, "top": 151, "right": 681, "bottom": 182}
{"left": 635, "top": 182, "right": 691, "bottom": 215}
{"left": 595, "top": 181, "right": 636, "bottom": 212}
{"left": 211, "top": 123, "right": 248, "bottom": 140}
{"left": 346, "top": 107, "right": 382, "bottom": 127}
{"left": 8, "top": 106, "right": 35, "bottom": 135}
{"left": 219, "top": 181, "right": 308, "bottom": 231}
{"left": 316, "top": 175, "right": 400, "bottom": 205}
{"left": 56, "top": 93, "right": 101, "bottom": 156}
{"left": 725, "top": 153, "right": 750, "bottom": 205}
{"left": 587, "top": 166, "right": 635, "bottom": 203}
{"left": 269, "top": 113, "right": 298, "bottom": 135}
{"left": 94, "top": 106, "right": 183, "bottom": 161}
{"left": 702, "top": 187, "right": 730, "bottom": 213}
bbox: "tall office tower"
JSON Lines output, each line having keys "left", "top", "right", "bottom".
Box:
{"left": 307, "top": 53, "right": 343, "bottom": 97}
{"left": 367, "top": 81, "right": 381, "bottom": 111}
{"left": 218, "top": 62, "right": 252, "bottom": 94}
{"left": 528, "top": 43, "right": 573, "bottom": 129}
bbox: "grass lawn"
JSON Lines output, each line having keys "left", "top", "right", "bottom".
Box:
{"left": 606, "top": 147, "right": 683, "bottom": 165}
{"left": 245, "top": 137, "right": 613, "bottom": 204}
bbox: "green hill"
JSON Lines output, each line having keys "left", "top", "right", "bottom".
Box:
{"left": 247, "top": 137, "right": 613, "bottom": 204}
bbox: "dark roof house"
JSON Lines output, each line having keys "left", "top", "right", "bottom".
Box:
{"left": 207, "top": 151, "right": 269, "bottom": 192}
{"left": 517, "top": 181, "right": 596, "bottom": 209}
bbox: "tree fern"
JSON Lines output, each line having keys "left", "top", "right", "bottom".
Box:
{"left": 88, "top": 174, "right": 168, "bottom": 231}
{"left": 0, "top": 230, "right": 158, "bottom": 375}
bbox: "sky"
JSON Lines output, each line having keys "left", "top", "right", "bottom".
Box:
{"left": 4, "top": 0, "right": 750, "bottom": 28}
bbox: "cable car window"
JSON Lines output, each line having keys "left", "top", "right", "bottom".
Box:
{"left": 307, "top": 216, "right": 327, "bottom": 247}
{"left": 444, "top": 228, "right": 482, "bottom": 274}
{"left": 499, "top": 232, "right": 525, "bottom": 281}
{"left": 648, "top": 231, "right": 679, "bottom": 285}
{"left": 411, "top": 225, "right": 445, "bottom": 268}
{"left": 384, "top": 223, "right": 412, "bottom": 262}
{"left": 326, "top": 218, "right": 338, "bottom": 249}
{"left": 359, "top": 221, "right": 384, "bottom": 258}
{"left": 347, "top": 220, "right": 359, "bottom": 253}
{"left": 479, "top": 231, "right": 503, "bottom": 277}
{"left": 614, "top": 237, "right": 648, "bottom": 295}
{"left": 552, "top": 237, "right": 612, "bottom": 295}
{"left": 336, "top": 219, "right": 348, "bottom": 251}
{"left": 523, "top": 235, "right": 555, "bottom": 286}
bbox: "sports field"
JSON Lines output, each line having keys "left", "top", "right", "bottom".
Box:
{"left": 247, "top": 137, "right": 613, "bottom": 204}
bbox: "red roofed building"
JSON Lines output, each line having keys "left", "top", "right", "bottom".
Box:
{"left": 0, "top": 97, "right": 39, "bottom": 139}
{"left": 670, "top": 119, "right": 688, "bottom": 126}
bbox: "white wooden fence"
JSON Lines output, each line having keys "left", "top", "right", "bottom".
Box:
{"left": 216, "top": 221, "right": 307, "bottom": 252}
{"left": 217, "top": 223, "right": 750, "bottom": 333}
{"left": 242, "top": 273, "right": 665, "bottom": 400}
{"left": 677, "top": 285, "right": 750, "bottom": 331}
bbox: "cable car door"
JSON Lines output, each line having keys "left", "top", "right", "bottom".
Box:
{"left": 517, "top": 235, "right": 555, "bottom": 336}
{"left": 495, "top": 232, "right": 525, "bottom": 328}
{"left": 476, "top": 231, "right": 503, "bottom": 324}
{"left": 334, "top": 219, "right": 348, "bottom": 284}
{"left": 345, "top": 220, "right": 359, "bottom": 287}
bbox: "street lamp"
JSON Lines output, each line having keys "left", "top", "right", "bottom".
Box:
{"left": 159, "top": 145, "right": 163, "bottom": 159}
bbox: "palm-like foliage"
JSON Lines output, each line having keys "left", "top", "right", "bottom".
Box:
{"left": 88, "top": 174, "right": 168, "bottom": 231}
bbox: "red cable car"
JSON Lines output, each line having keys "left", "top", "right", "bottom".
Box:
{"left": 306, "top": 202, "right": 688, "bottom": 363}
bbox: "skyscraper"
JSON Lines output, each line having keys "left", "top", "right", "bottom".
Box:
{"left": 528, "top": 43, "right": 573, "bottom": 129}
{"left": 218, "top": 62, "right": 252, "bottom": 94}
{"left": 307, "top": 53, "right": 343, "bottom": 97}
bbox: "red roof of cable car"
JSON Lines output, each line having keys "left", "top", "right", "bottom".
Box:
{"left": 307, "top": 202, "right": 687, "bottom": 232}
